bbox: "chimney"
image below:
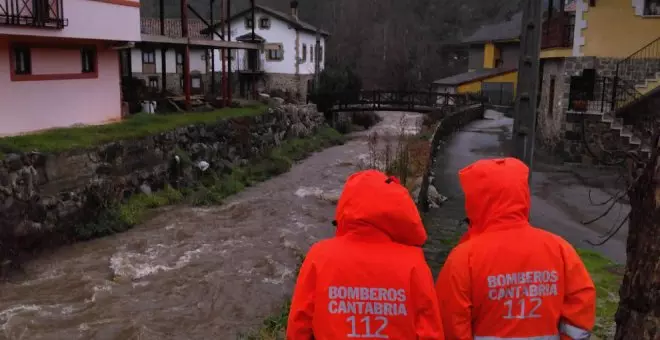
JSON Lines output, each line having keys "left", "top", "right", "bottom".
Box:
{"left": 291, "top": 0, "right": 299, "bottom": 19}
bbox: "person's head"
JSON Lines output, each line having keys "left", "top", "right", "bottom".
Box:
{"left": 334, "top": 170, "right": 427, "bottom": 246}
{"left": 458, "top": 157, "right": 531, "bottom": 243}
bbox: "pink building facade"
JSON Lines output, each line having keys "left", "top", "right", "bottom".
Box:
{"left": 0, "top": 0, "right": 141, "bottom": 136}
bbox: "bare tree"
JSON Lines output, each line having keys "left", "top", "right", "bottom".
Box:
{"left": 614, "top": 130, "right": 660, "bottom": 340}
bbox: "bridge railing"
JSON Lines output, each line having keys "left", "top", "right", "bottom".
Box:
{"left": 323, "top": 90, "right": 482, "bottom": 112}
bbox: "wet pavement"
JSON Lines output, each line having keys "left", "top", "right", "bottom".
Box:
{"left": 0, "top": 112, "right": 423, "bottom": 340}
{"left": 423, "top": 110, "right": 627, "bottom": 277}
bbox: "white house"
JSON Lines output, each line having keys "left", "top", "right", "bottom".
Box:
{"left": 203, "top": 1, "right": 329, "bottom": 99}
{"left": 128, "top": 18, "right": 217, "bottom": 95}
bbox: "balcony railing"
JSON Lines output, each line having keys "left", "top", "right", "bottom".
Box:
{"left": 0, "top": 0, "right": 67, "bottom": 29}
{"left": 541, "top": 14, "right": 574, "bottom": 49}
{"left": 237, "top": 56, "right": 264, "bottom": 73}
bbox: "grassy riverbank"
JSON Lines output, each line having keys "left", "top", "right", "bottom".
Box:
{"left": 578, "top": 249, "right": 623, "bottom": 339}
{"left": 250, "top": 232, "right": 624, "bottom": 340}
{"left": 75, "top": 127, "right": 345, "bottom": 241}
{"left": 0, "top": 105, "right": 265, "bottom": 158}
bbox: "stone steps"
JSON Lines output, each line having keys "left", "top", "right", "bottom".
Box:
{"left": 593, "top": 111, "right": 651, "bottom": 158}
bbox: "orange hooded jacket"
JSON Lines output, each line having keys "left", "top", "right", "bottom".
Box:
{"left": 287, "top": 170, "right": 444, "bottom": 340}
{"left": 436, "top": 158, "right": 596, "bottom": 340}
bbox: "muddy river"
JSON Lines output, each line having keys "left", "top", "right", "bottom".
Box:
{"left": 0, "top": 112, "right": 422, "bottom": 340}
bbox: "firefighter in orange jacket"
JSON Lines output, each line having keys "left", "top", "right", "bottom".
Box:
{"left": 287, "top": 170, "right": 444, "bottom": 340}
{"left": 436, "top": 157, "right": 596, "bottom": 340}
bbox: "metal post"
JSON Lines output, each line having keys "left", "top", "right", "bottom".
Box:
{"left": 210, "top": 0, "right": 215, "bottom": 97}
{"left": 181, "top": 0, "right": 191, "bottom": 111}
{"left": 251, "top": 0, "right": 255, "bottom": 40}
{"left": 512, "top": 0, "right": 542, "bottom": 183}
{"left": 220, "top": 0, "right": 227, "bottom": 106}
{"left": 226, "top": 0, "right": 232, "bottom": 104}
{"left": 314, "top": 28, "right": 321, "bottom": 91}
{"left": 160, "top": 0, "right": 167, "bottom": 94}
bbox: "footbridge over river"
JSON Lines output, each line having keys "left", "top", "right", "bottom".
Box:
{"left": 314, "top": 90, "right": 484, "bottom": 114}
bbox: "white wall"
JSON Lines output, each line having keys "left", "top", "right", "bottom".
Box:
{"left": 298, "top": 30, "right": 325, "bottom": 75}
{"left": 211, "top": 9, "right": 326, "bottom": 75}
{"left": 130, "top": 48, "right": 208, "bottom": 74}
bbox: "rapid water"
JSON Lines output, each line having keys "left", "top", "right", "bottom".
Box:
{"left": 0, "top": 112, "right": 423, "bottom": 340}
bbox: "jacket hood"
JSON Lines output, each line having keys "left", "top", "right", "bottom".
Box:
{"left": 335, "top": 170, "right": 427, "bottom": 247}
{"left": 458, "top": 157, "right": 530, "bottom": 244}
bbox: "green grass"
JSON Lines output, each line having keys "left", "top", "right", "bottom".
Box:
{"left": 0, "top": 105, "right": 266, "bottom": 157}
{"left": 578, "top": 249, "right": 623, "bottom": 339}
{"left": 73, "top": 127, "right": 345, "bottom": 241}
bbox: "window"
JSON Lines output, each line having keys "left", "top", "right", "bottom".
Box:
{"left": 301, "top": 43, "right": 307, "bottom": 62}
{"left": 142, "top": 49, "right": 155, "bottom": 64}
{"left": 259, "top": 17, "right": 270, "bottom": 29}
{"left": 266, "top": 45, "right": 284, "bottom": 61}
{"left": 311, "top": 45, "right": 314, "bottom": 62}
{"left": 148, "top": 76, "right": 158, "bottom": 89}
{"left": 12, "top": 46, "right": 31, "bottom": 75}
{"left": 142, "top": 49, "right": 156, "bottom": 73}
{"left": 245, "top": 17, "right": 254, "bottom": 29}
{"left": 81, "top": 47, "right": 96, "bottom": 73}
{"left": 318, "top": 46, "right": 323, "bottom": 62}
{"left": 176, "top": 50, "right": 184, "bottom": 73}
{"left": 645, "top": 0, "right": 660, "bottom": 15}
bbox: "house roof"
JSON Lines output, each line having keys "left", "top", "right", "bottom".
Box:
{"left": 462, "top": 12, "right": 523, "bottom": 44}
{"left": 433, "top": 68, "right": 517, "bottom": 86}
{"left": 200, "top": 4, "right": 330, "bottom": 37}
{"left": 235, "top": 32, "right": 266, "bottom": 42}
{"left": 141, "top": 18, "right": 220, "bottom": 39}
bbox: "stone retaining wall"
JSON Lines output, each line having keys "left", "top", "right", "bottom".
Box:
{"left": 0, "top": 104, "right": 324, "bottom": 265}
{"left": 417, "top": 104, "right": 485, "bottom": 212}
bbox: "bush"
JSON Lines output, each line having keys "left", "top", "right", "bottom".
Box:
{"left": 308, "top": 66, "right": 363, "bottom": 112}
{"left": 73, "top": 127, "right": 346, "bottom": 239}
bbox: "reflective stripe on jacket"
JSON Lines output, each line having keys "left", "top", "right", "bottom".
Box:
{"left": 287, "top": 170, "right": 444, "bottom": 340}
{"left": 435, "top": 158, "right": 596, "bottom": 340}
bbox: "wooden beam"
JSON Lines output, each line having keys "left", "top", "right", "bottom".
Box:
{"left": 140, "top": 35, "right": 260, "bottom": 49}
{"left": 188, "top": 38, "right": 260, "bottom": 49}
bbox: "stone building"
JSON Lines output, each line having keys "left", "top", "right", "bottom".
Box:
{"left": 537, "top": 0, "right": 660, "bottom": 164}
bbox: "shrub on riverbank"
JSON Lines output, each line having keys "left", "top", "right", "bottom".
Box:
{"left": 74, "top": 127, "right": 345, "bottom": 240}
{"left": 362, "top": 116, "right": 432, "bottom": 189}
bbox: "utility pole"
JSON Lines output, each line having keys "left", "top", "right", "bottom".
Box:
{"left": 512, "top": 0, "right": 542, "bottom": 183}
{"left": 314, "top": 28, "right": 321, "bottom": 92}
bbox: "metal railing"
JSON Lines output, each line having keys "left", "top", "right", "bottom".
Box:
{"left": 541, "top": 14, "right": 574, "bottom": 49}
{"left": 315, "top": 90, "right": 481, "bottom": 113}
{"left": 570, "top": 76, "right": 643, "bottom": 113}
{"left": 0, "top": 0, "right": 67, "bottom": 28}
{"left": 615, "top": 36, "right": 660, "bottom": 85}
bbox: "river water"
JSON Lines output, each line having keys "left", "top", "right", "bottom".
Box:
{"left": 0, "top": 112, "right": 423, "bottom": 340}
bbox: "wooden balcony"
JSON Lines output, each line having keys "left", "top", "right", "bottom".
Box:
{"left": 541, "top": 14, "right": 574, "bottom": 49}
{"left": 0, "top": 0, "right": 67, "bottom": 29}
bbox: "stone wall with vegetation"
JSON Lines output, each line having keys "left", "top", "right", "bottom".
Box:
{"left": 0, "top": 104, "right": 324, "bottom": 266}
